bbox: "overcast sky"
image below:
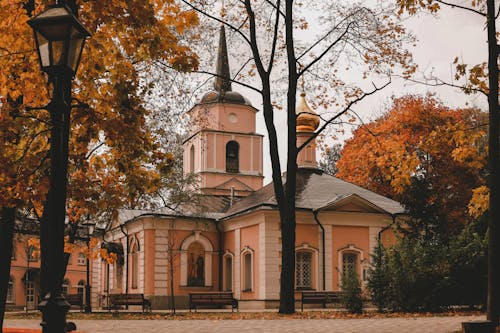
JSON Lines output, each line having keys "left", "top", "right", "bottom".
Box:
{"left": 237, "top": 4, "right": 489, "bottom": 184}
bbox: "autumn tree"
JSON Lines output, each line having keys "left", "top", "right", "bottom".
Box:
{"left": 337, "top": 95, "right": 487, "bottom": 240}
{"left": 0, "top": 0, "right": 199, "bottom": 328}
{"left": 176, "top": 0, "right": 414, "bottom": 313}
{"left": 395, "top": 0, "right": 499, "bottom": 322}
{"left": 318, "top": 143, "right": 342, "bottom": 176}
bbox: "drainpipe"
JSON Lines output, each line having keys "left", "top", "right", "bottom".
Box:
{"left": 378, "top": 214, "right": 398, "bottom": 245}
{"left": 215, "top": 220, "right": 223, "bottom": 291}
{"left": 313, "top": 210, "right": 326, "bottom": 291}
{"left": 119, "top": 224, "right": 129, "bottom": 308}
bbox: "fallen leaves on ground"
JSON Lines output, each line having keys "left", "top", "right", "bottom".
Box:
{"left": 5, "top": 309, "right": 484, "bottom": 321}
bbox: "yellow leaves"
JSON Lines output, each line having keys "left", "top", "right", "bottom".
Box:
{"left": 64, "top": 236, "right": 78, "bottom": 253}
{"left": 99, "top": 248, "right": 118, "bottom": 264}
{"left": 468, "top": 185, "right": 489, "bottom": 218}
{"left": 28, "top": 237, "right": 40, "bottom": 249}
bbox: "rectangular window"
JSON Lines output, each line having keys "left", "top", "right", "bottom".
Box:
{"left": 296, "top": 251, "right": 312, "bottom": 289}
{"left": 243, "top": 253, "right": 252, "bottom": 291}
{"left": 224, "top": 256, "right": 233, "bottom": 291}
{"left": 342, "top": 253, "right": 357, "bottom": 275}
{"left": 131, "top": 252, "right": 139, "bottom": 289}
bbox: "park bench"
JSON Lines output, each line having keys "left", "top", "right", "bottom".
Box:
{"left": 109, "top": 293, "right": 152, "bottom": 312}
{"left": 65, "top": 293, "right": 84, "bottom": 312}
{"left": 301, "top": 291, "right": 345, "bottom": 311}
{"left": 189, "top": 292, "right": 238, "bottom": 312}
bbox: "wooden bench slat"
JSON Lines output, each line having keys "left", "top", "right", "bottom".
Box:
{"left": 301, "top": 291, "right": 345, "bottom": 311}
{"left": 189, "top": 292, "right": 238, "bottom": 312}
{"left": 109, "top": 294, "right": 152, "bottom": 312}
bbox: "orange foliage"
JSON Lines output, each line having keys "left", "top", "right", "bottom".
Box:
{"left": 337, "top": 95, "right": 487, "bottom": 226}
{"left": 0, "top": 1, "right": 198, "bottom": 219}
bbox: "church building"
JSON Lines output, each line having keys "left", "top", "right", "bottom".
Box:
{"left": 91, "top": 26, "right": 404, "bottom": 310}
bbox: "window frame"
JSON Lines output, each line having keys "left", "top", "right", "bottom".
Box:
{"left": 77, "top": 252, "right": 86, "bottom": 266}
{"left": 241, "top": 248, "right": 254, "bottom": 292}
{"left": 225, "top": 140, "right": 240, "bottom": 173}
{"left": 223, "top": 252, "right": 234, "bottom": 292}
{"left": 295, "top": 250, "right": 314, "bottom": 290}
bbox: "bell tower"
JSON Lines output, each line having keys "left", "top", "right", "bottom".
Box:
{"left": 183, "top": 26, "right": 263, "bottom": 197}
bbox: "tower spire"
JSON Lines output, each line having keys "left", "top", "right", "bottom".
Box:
{"left": 214, "top": 25, "right": 232, "bottom": 92}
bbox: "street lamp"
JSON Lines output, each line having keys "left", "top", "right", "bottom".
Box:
{"left": 28, "top": 2, "right": 90, "bottom": 333}
{"left": 81, "top": 221, "right": 95, "bottom": 313}
{"left": 28, "top": 3, "right": 90, "bottom": 76}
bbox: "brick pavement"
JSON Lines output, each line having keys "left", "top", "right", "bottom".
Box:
{"left": 4, "top": 315, "right": 483, "bottom": 333}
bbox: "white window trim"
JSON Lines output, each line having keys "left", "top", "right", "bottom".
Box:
{"left": 337, "top": 244, "right": 364, "bottom": 286}
{"left": 180, "top": 232, "right": 213, "bottom": 287}
{"left": 223, "top": 250, "right": 234, "bottom": 292}
{"left": 295, "top": 243, "right": 319, "bottom": 290}
{"left": 129, "top": 238, "right": 140, "bottom": 290}
{"left": 241, "top": 246, "right": 254, "bottom": 292}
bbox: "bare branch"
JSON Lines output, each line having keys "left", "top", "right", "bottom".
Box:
{"left": 296, "top": 7, "right": 364, "bottom": 61}
{"left": 85, "top": 142, "right": 105, "bottom": 160}
{"left": 179, "top": 0, "right": 252, "bottom": 45}
{"left": 155, "top": 59, "right": 261, "bottom": 93}
{"left": 435, "top": 0, "right": 486, "bottom": 16}
{"left": 263, "top": 0, "right": 285, "bottom": 18}
{"left": 297, "top": 22, "right": 354, "bottom": 77}
{"left": 267, "top": 0, "right": 281, "bottom": 73}
{"left": 297, "top": 79, "right": 391, "bottom": 152}
{"left": 394, "top": 74, "right": 488, "bottom": 96}
{"left": 244, "top": 0, "right": 269, "bottom": 78}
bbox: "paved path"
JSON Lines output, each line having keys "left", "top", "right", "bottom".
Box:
{"left": 4, "top": 316, "right": 483, "bottom": 333}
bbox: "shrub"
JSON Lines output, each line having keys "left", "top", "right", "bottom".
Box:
{"left": 341, "top": 269, "right": 363, "bottom": 314}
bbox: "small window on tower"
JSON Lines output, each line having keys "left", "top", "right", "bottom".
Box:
{"left": 226, "top": 141, "right": 239, "bottom": 173}
{"left": 190, "top": 145, "right": 195, "bottom": 173}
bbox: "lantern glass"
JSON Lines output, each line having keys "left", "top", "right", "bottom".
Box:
{"left": 28, "top": 5, "right": 90, "bottom": 75}
{"left": 68, "top": 28, "right": 85, "bottom": 72}
{"left": 35, "top": 31, "right": 50, "bottom": 68}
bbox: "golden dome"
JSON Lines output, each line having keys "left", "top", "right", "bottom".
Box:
{"left": 296, "top": 92, "right": 320, "bottom": 132}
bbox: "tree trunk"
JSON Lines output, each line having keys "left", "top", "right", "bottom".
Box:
{"left": 278, "top": 0, "right": 298, "bottom": 314}
{"left": 486, "top": 0, "right": 500, "bottom": 325}
{"left": 169, "top": 248, "right": 176, "bottom": 315}
{"left": 0, "top": 207, "right": 16, "bottom": 333}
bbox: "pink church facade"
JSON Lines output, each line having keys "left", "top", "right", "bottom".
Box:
{"left": 91, "top": 26, "right": 403, "bottom": 310}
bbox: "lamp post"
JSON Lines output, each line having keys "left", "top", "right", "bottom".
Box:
{"left": 81, "top": 221, "right": 94, "bottom": 313}
{"left": 27, "top": 2, "right": 90, "bottom": 333}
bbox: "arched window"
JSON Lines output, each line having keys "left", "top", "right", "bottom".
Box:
{"left": 242, "top": 249, "right": 253, "bottom": 292}
{"left": 77, "top": 280, "right": 85, "bottom": 299}
{"left": 62, "top": 279, "right": 70, "bottom": 295}
{"left": 130, "top": 239, "right": 139, "bottom": 290}
{"left": 77, "top": 252, "right": 86, "bottom": 265}
{"left": 226, "top": 141, "right": 239, "bottom": 173}
{"left": 296, "top": 251, "right": 313, "bottom": 289}
{"left": 338, "top": 244, "right": 364, "bottom": 288}
{"left": 224, "top": 253, "right": 233, "bottom": 292}
{"left": 7, "top": 276, "right": 14, "bottom": 303}
{"left": 190, "top": 145, "right": 195, "bottom": 173}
